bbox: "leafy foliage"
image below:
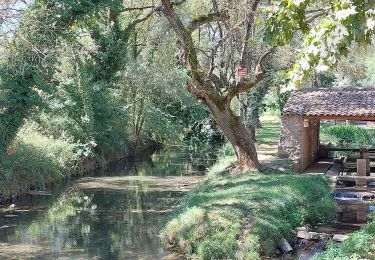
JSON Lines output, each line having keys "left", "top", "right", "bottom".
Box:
{"left": 266, "top": 0, "right": 375, "bottom": 89}
{"left": 0, "top": 121, "right": 79, "bottom": 199}
{"left": 320, "top": 124, "right": 375, "bottom": 147}
{"left": 0, "top": 0, "right": 221, "bottom": 199}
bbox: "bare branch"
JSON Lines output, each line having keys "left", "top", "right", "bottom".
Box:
{"left": 306, "top": 9, "right": 330, "bottom": 22}
{"left": 121, "top": 5, "right": 155, "bottom": 12}
{"left": 127, "top": 9, "right": 155, "bottom": 28}
{"left": 187, "top": 11, "right": 229, "bottom": 32}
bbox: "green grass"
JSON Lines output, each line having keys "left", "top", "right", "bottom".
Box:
{"left": 315, "top": 213, "right": 375, "bottom": 259}
{"left": 256, "top": 114, "right": 281, "bottom": 146}
{"left": 161, "top": 162, "right": 335, "bottom": 259}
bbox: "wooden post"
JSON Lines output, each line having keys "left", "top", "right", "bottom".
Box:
{"left": 357, "top": 204, "right": 368, "bottom": 222}
{"left": 357, "top": 159, "right": 367, "bottom": 176}
{"left": 363, "top": 152, "right": 370, "bottom": 176}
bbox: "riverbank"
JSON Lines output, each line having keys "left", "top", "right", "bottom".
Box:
{"left": 160, "top": 159, "right": 335, "bottom": 259}
{"left": 160, "top": 114, "right": 336, "bottom": 259}
{"left": 315, "top": 212, "right": 375, "bottom": 259}
{"left": 0, "top": 123, "right": 161, "bottom": 202}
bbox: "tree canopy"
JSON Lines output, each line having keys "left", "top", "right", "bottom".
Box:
{"left": 266, "top": 0, "right": 375, "bottom": 89}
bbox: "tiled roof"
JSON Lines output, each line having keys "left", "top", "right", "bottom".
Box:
{"left": 282, "top": 88, "right": 375, "bottom": 117}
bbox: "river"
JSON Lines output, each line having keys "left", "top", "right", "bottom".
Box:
{"left": 0, "top": 149, "right": 215, "bottom": 259}
{"left": 1, "top": 150, "right": 373, "bottom": 260}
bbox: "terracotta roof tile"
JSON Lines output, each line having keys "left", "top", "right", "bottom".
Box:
{"left": 282, "top": 88, "right": 375, "bottom": 117}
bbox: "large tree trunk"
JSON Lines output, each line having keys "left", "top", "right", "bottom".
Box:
{"left": 205, "top": 97, "right": 259, "bottom": 170}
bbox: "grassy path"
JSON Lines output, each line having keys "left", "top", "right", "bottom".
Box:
{"left": 256, "top": 114, "right": 292, "bottom": 171}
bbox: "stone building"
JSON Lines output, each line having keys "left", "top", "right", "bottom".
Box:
{"left": 278, "top": 88, "right": 375, "bottom": 172}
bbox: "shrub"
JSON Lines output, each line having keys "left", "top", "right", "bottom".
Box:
{"left": 320, "top": 125, "right": 373, "bottom": 147}
{"left": 0, "top": 122, "right": 80, "bottom": 200}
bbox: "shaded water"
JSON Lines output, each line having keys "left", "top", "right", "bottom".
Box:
{"left": 0, "top": 149, "right": 214, "bottom": 259}
{"left": 334, "top": 191, "right": 375, "bottom": 223}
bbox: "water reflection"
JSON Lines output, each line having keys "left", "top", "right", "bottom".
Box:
{"left": 334, "top": 191, "right": 375, "bottom": 223}
{"left": 0, "top": 149, "right": 213, "bottom": 259}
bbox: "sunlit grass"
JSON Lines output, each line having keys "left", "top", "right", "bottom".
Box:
{"left": 256, "top": 113, "right": 281, "bottom": 146}
{"left": 0, "top": 122, "right": 79, "bottom": 199}
{"left": 163, "top": 112, "right": 374, "bottom": 259}
{"left": 161, "top": 167, "right": 335, "bottom": 259}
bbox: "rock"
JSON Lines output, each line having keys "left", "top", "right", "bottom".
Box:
{"left": 332, "top": 234, "right": 348, "bottom": 242}
{"left": 296, "top": 228, "right": 329, "bottom": 241}
{"left": 278, "top": 238, "right": 293, "bottom": 253}
{"left": 309, "top": 232, "right": 330, "bottom": 240}
{"left": 308, "top": 232, "right": 320, "bottom": 240}
{"left": 297, "top": 226, "right": 308, "bottom": 231}
{"left": 297, "top": 230, "right": 310, "bottom": 239}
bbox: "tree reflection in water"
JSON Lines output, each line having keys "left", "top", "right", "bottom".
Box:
{"left": 0, "top": 149, "right": 214, "bottom": 259}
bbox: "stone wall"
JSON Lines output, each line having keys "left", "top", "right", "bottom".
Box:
{"left": 278, "top": 115, "right": 304, "bottom": 171}
{"left": 278, "top": 116, "right": 320, "bottom": 172}
{"left": 307, "top": 119, "right": 320, "bottom": 166}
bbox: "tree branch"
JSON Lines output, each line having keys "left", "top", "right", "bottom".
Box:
{"left": 187, "top": 11, "right": 229, "bottom": 32}
{"left": 121, "top": 5, "right": 155, "bottom": 12}
{"left": 226, "top": 48, "right": 274, "bottom": 100}
{"left": 239, "top": 0, "right": 261, "bottom": 66}
{"left": 127, "top": 9, "right": 155, "bottom": 29}
{"left": 306, "top": 9, "right": 330, "bottom": 22}
{"left": 186, "top": 81, "right": 206, "bottom": 100}
{"left": 160, "top": 0, "right": 206, "bottom": 87}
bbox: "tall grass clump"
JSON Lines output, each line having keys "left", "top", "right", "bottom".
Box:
{"left": 207, "top": 143, "right": 236, "bottom": 178}
{"left": 0, "top": 122, "right": 80, "bottom": 199}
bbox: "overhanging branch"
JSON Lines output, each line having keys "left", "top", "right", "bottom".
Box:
{"left": 121, "top": 5, "right": 155, "bottom": 12}
{"left": 127, "top": 9, "right": 155, "bottom": 28}
{"left": 187, "top": 11, "right": 229, "bottom": 32}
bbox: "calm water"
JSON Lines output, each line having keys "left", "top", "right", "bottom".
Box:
{"left": 0, "top": 149, "right": 214, "bottom": 259}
